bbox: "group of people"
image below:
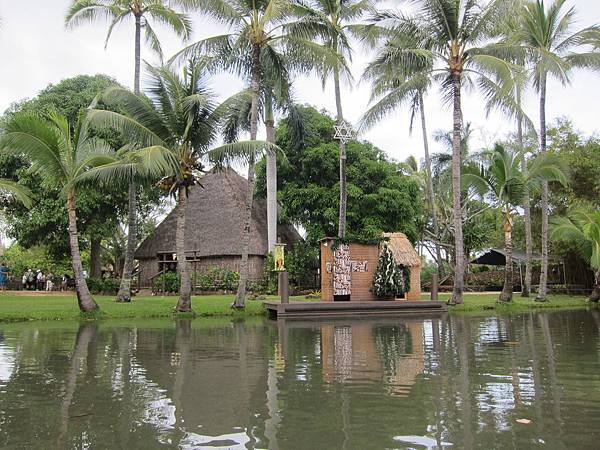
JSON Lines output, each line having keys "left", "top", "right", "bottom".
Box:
{"left": 21, "top": 269, "right": 56, "bottom": 291}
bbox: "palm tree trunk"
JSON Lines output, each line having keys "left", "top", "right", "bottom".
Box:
{"left": 89, "top": 236, "right": 102, "bottom": 279}
{"left": 117, "top": 182, "right": 137, "bottom": 302}
{"left": 450, "top": 73, "right": 465, "bottom": 304}
{"left": 590, "top": 270, "right": 600, "bottom": 302}
{"left": 537, "top": 73, "right": 549, "bottom": 302}
{"left": 265, "top": 93, "right": 277, "bottom": 252}
{"left": 333, "top": 42, "right": 347, "bottom": 239}
{"left": 117, "top": 14, "right": 142, "bottom": 302}
{"left": 517, "top": 88, "right": 533, "bottom": 297}
{"left": 176, "top": 185, "right": 192, "bottom": 312}
{"left": 234, "top": 43, "right": 261, "bottom": 309}
{"left": 499, "top": 210, "right": 514, "bottom": 302}
{"left": 419, "top": 92, "right": 443, "bottom": 277}
{"left": 67, "top": 191, "right": 98, "bottom": 312}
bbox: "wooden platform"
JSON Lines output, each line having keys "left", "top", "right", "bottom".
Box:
{"left": 264, "top": 300, "right": 448, "bottom": 319}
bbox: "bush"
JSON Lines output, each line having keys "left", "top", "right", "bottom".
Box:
{"left": 287, "top": 242, "right": 319, "bottom": 288}
{"left": 153, "top": 272, "right": 180, "bottom": 293}
{"left": 86, "top": 277, "right": 120, "bottom": 295}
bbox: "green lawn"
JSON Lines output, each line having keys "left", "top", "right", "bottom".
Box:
{"left": 0, "top": 291, "right": 594, "bottom": 323}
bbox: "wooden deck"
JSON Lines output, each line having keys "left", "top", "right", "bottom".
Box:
{"left": 264, "top": 300, "right": 448, "bottom": 319}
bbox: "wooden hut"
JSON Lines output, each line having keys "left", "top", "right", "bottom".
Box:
{"left": 320, "top": 232, "right": 421, "bottom": 302}
{"left": 135, "top": 168, "right": 301, "bottom": 288}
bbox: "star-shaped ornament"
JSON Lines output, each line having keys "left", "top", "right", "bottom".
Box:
{"left": 333, "top": 121, "right": 356, "bottom": 144}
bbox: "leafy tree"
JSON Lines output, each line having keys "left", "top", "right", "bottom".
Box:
{"left": 291, "top": 0, "right": 375, "bottom": 239}
{"left": 511, "top": 0, "right": 600, "bottom": 301}
{"left": 371, "top": 0, "right": 518, "bottom": 304}
{"left": 255, "top": 105, "right": 422, "bottom": 243}
{"left": 66, "top": 0, "right": 194, "bottom": 301}
{"left": 552, "top": 205, "right": 600, "bottom": 302}
{"left": 86, "top": 61, "right": 271, "bottom": 312}
{"left": 0, "top": 112, "right": 118, "bottom": 312}
{"left": 463, "top": 144, "right": 566, "bottom": 302}
{"left": 0, "top": 75, "right": 135, "bottom": 277}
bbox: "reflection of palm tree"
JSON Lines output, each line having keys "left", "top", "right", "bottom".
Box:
{"left": 57, "top": 324, "right": 98, "bottom": 448}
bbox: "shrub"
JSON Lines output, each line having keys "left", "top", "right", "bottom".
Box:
{"left": 153, "top": 272, "right": 180, "bottom": 293}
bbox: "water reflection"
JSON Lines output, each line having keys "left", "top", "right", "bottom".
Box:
{"left": 0, "top": 310, "right": 599, "bottom": 448}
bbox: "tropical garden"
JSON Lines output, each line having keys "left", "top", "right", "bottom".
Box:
{"left": 1, "top": 0, "right": 600, "bottom": 319}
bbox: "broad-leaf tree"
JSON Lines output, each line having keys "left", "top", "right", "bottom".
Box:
{"left": 66, "top": 0, "right": 194, "bottom": 302}
{"left": 86, "top": 61, "right": 273, "bottom": 312}
{"left": 464, "top": 144, "right": 566, "bottom": 302}
{"left": 0, "top": 112, "right": 117, "bottom": 312}
{"left": 511, "top": 0, "right": 600, "bottom": 301}
{"left": 371, "top": 0, "right": 519, "bottom": 304}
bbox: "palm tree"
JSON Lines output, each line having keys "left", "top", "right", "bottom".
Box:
{"left": 290, "top": 0, "right": 374, "bottom": 239}
{"left": 551, "top": 205, "right": 600, "bottom": 302}
{"left": 0, "top": 180, "right": 32, "bottom": 208}
{"left": 360, "top": 27, "right": 444, "bottom": 275}
{"left": 464, "top": 144, "right": 566, "bottom": 302}
{"left": 511, "top": 0, "right": 600, "bottom": 301}
{"left": 85, "top": 61, "right": 272, "bottom": 312}
{"left": 372, "top": 0, "right": 519, "bottom": 304}
{"left": 179, "top": 0, "right": 338, "bottom": 307}
{"left": 0, "top": 112, "right": 117, "bottom": 312}
{"left": 66, "top": 0, "right": 194, "bottom": 302}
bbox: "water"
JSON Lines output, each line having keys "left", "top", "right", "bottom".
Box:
{"left": 1, "top": 310, "right": 600, "bottom": 449}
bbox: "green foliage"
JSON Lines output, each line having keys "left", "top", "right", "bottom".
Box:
{"left": 255, "top": 106, "right": 422, "bottom": 242}
{"left": 286, "top": 242, "right": 319, "bottom": 288}
{"left": 261, "top": 253, "right": 278, "bottom": 295}
{"left": 87, "top": 277, "right": 120, "bottom": 295}
{"left": 372, "top": 244, "right": 410, "bottom": 297}
{"left": 153, "top": 272, "right": 180, "bottom": 293}
{"left": 2, "top": 244, "right": 71, "bottom": 277}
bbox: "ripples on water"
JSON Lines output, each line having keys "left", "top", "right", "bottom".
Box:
{"left": 0, "top": 309, "right": 599, "bottom": 449}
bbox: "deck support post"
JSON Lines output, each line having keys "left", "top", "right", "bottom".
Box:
{"left": 431, "top": 273, "right": 439, "bottom": 301}
{"left": 279, "top": 271, "right": 289, "bottom": 303}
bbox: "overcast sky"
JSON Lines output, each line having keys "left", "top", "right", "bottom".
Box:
{"left": 1, "top": 0, "right": 600, "bottom": 164}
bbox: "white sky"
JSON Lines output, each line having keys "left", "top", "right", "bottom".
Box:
{"left": 1, "top": 0, "right": 600, "bottom": 164}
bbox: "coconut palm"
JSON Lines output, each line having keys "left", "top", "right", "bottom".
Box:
{"left": 289, "top": 0, "right": 375, "bottom": 239}
{"left": 85, "top": 61, "right": 274, "bottom": 312}
{"left": 0, "top": 180, "right": 32, "bottom": 208}
{"left": 510, "top": 0, "right": 600, "bottom": 301}
{"left": 371, "top": 0, "right": 519, "bottom": 304}
{"left": 463, "top": 144, "right": 567, "bottom": 302}
{"left": 178, "top": 0, "right": 339, "bottom": 308}
{"left": 360, "top": 28, "right": 443, "bottom": 274}
{"left": 0, "top": 112, "right": 118, "bottom": 312}
{"left": 551, "top": 205, "right": 600, "bottom": 302}
{"left": 66, "top": 0, "right": 194, "bottom": 302}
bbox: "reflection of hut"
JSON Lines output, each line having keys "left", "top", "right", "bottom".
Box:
{"left": 320, "top": 233, "right": 422, "bottom": 301}
{"left": 135, "top": 169, "right": 301, "bottom": 288}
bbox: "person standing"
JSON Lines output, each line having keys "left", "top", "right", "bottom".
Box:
{"left": 46, "top": 272, "right": 54, "bottom": 292}
{"left": 0, "top": 263, "right": 8, "bottom": 291}
{"left": 36, "top": 270, "right": 45, "bottom": 291}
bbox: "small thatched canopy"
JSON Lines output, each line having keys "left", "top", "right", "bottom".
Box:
{"left": 382, "top": 233, "right": 421, "bottom": 268}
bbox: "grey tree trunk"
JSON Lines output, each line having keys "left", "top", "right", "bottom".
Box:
{"left": 517, "top": 91, "right": 533, "bottom": 297}
{"left": 67, "top": 191, "right": 99, "bottom": 312}
{"left": 450, "top": 73, "right": 465, "bottom": 305}
{"left": 176, "top": 186, "right": 192, "bottom": 312}
{"left": 537, "top": 74, "right": 549, "bottom": 302}
{"left": 234, "top": 43, "right": 261, "bottom": 309}
{"left": 333, "top": 56, "right": 347, "bottom": 239}
{"left": 499, "top": 211, "right": 514, "bottom": 302}
{"left": 117, "top": 15, "right": 142, "bottom": 302}
{"left": 265, "top": 94, "right": 277, "bottom": 253}
{"left": 89, "top": 236, "right": 102, "bottom": 279}
{"left": 590, "top": 270, "right": 600, "bottom": 302}
{"left": 117, "top": 181, "right": 137, "bottom": 302}
{"left": 419, "top": 92, "right": 443, "bottom": 277}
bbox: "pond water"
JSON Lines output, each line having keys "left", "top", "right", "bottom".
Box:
{"left": 1, "top": 309, "right": 600, "bottom": 449}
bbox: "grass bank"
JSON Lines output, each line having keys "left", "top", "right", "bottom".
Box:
{"left": 0, "top": 292, "right": 594, "bottom": 323}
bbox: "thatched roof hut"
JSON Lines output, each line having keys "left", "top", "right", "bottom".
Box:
{"left": 382, "top": 232, "right": 421, "bottom": 267}
{"left": 135, "top": 168, "right": 301, "bottom": 287}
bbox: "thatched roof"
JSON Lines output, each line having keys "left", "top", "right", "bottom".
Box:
{"left": 135, "top": 168, "right": 301, "bottom": 259}
{"left": 382, "top": 232, "right": 421, "bottom": 267}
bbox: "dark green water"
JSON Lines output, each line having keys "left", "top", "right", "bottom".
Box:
{"left": 1, "top": 310, "right": 600, "bottom": 449}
